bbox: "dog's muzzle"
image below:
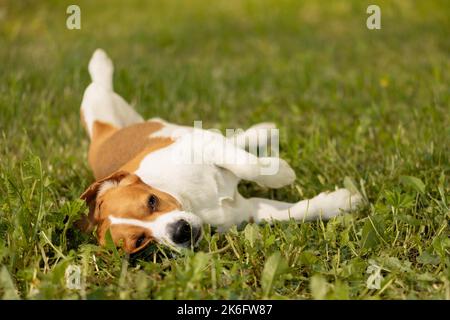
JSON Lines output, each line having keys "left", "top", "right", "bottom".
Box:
{"left": 168, "top": 219, "right": 202, "bottom": 247}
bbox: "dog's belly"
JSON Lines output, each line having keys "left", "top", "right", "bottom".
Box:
{"left": 134, "top": 141, "right": 242, "bottom": 227}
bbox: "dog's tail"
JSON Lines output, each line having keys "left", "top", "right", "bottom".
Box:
{"left": 88, "top": 48, "right": 114, "bottom": 91}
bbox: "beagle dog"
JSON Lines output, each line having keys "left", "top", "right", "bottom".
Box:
{"left": 78, "top": 49, "right": 362, "bottom": 254}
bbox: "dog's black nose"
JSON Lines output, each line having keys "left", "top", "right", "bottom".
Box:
{"left": 170, "top": 220, "right": 201, "bottom": 245}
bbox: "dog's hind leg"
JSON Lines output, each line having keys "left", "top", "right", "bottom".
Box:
{"left": 247, "top": 189, "right": 362, "bottom": 224}
{"left": 80, "top": 49, "right": 143, "bottom": 140}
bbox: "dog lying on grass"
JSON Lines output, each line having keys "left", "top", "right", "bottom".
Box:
{"left": 77, "top": 49, "right": 362, "bottom": 254}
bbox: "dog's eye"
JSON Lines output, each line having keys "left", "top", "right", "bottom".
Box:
{"left": 148, "top": 195, "right": 158, "bottom": 211}
{"left": 135, "top": 235, "right": 146, "bottom": 248}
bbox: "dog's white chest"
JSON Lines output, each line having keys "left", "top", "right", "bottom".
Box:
{"left": 134, "top": 139, "right": 241, "bottom": 227}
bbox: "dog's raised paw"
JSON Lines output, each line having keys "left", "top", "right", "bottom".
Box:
{"left": 254, "top": 158, "right": 296, "bottom": 188}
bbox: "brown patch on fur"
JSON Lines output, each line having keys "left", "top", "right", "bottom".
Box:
{"left": 88, "top": 121, "right": 172, "bottom": 180}
{"left": 77, "top": 171, "right": 130, "bottom": 233}
{"left": 78, "top": 172, "right": 181, "bottom": 253}
{"left": 107, "top": 225, "right": 154, "bottom": 253}
{"left": 120, "top": 138, "right": 173, "bottom": 173}
{"left": 91, "top": 121, "right": 118, "bottom": 145}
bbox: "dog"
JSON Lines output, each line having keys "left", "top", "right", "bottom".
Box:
{"left": 77, "top": 49, "right": 362, "bottom": 254}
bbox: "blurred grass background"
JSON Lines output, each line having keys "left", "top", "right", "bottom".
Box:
{"left": 0, "top": 0, "right": 449, "bottom": 299}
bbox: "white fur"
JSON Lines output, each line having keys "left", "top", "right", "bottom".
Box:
{"left": 231, "top": 122, "right": 277, "bottom": 152}
{"left": 109, "top": 211, "right": 202, "bottom": 247}
{"left": 148, "top": 118, "right": 193, "bottom": 139}
{"left": 97, "top": 180, "right": 119, "bottom": 196}
{"left": 82, "top": 49, "right": 364, "bottom": 243}
{"left": 133, "top": 121, "right": 361, "bottom": 230}
{"left": 81, "top": 49, "right": 143, "bottom": 138}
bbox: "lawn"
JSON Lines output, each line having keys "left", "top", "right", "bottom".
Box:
{"left": 0, "top": 0, "right": 449, "bottom": 299}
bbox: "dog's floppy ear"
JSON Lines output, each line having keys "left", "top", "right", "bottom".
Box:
{"left": 76, "top": 170, "right": 130, "bottom": 232}
{"left": 79, "top": 170, "right": 130, "bottom": 204}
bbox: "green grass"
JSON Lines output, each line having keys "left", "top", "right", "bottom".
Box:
{"left": 0, "top": 0, "right": 449, "bottom": 299}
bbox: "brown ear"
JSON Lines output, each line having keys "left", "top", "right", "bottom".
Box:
{"left": 76, "top": 170, "right": 130, "bottom": 232}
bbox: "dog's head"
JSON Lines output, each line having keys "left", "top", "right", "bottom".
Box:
{"left": 77, "top": 171, "right": 202, "bottom": 253}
